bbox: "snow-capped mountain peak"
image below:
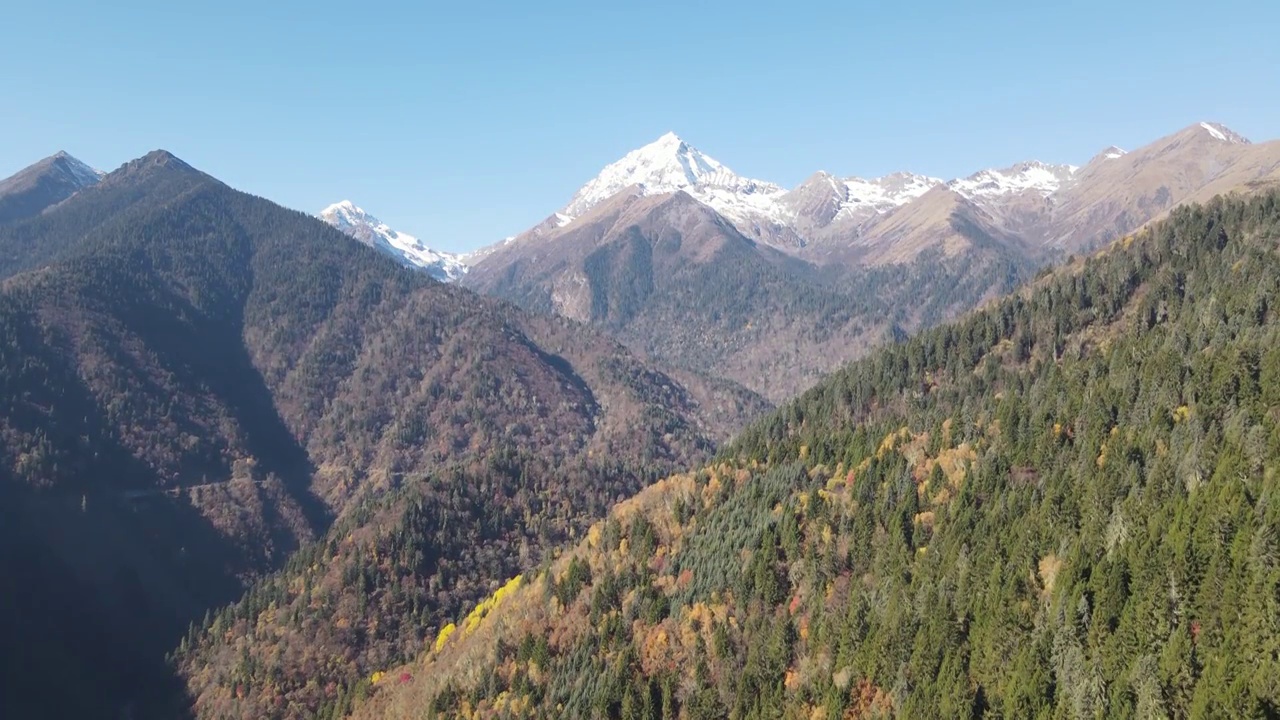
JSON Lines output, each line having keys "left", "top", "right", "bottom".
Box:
{"left": 949, "top": 160, "right": 1078, "bottom": 199}
{"left": 320, "top": 199, "right": 372, "bottom": 230}
{"left": 319, "top": 200, "right": 467, "bottom": 282}
{"left": 560, "top": 133, "right": 784, "bottom": 224}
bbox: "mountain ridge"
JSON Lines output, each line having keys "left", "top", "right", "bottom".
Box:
{"left": 470, "top": 120, "right": 1278, "bottom": 266}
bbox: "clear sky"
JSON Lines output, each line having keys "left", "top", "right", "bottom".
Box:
{"left": 3, "top": 0, "right": 1277, "bottom": 252}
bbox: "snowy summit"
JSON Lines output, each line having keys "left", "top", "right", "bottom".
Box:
{"left": 319, "top": 200, "right": 468, "bottom": 282}
{"left": 559, "top": 132, "right": 787, "bottom": 228}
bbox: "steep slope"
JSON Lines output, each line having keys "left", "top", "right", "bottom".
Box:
{"left": 0, "top": 151, "right": 102, "bottom": 224}
{"left": 820, "top": 122, "right": 1280, "bottom": 261}
{"left": 357, "top": 191, "right": 1280, "bottom": 719}
{"left": 0, "top": 150, "right": 744, "bottom": 719}
{"left": 319, "top": 200, "right": 468, "bottom": 282}
{"left": 540, "top": 132, "right": 953, "bottom": 255}
{"left": 490, "top": 123, "right": 1280, "bottom": 269}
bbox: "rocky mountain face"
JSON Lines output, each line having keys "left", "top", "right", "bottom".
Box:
{"left": 556, "top": 131, "right": 796, "bottom": 246}
{"left": 326, "top": 121, "right": 1278, "bottom": 289}
{"left": 0, "top": 151, "right": 102, "bottom": 224}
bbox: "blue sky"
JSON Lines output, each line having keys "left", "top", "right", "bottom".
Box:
{"left": 2, "top": 0, "right": 1277, "bottom": 252}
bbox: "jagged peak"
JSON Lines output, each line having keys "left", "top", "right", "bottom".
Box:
{"left": 108, "top": 150, "right": 199, "bottom": 180}
{"left": 849, "top": 171, "right": 944, "bottom": 190}
{"left": 0, "top": 151, "right": 103, "bottom": 202}
{"left": 138, "top": 149, "right": 190, "bottom": 167}
{"left": 1094, "top": 145, "right": 1128, "bottom": 161}
{"left": 792, "top": 170, "right": 842, "bottom": 193}
{"left": 39, "top": 151, "right": 102, "bottom": 182}
{"left": 1195, "top": 121, "right": 1250, "bottom": 144}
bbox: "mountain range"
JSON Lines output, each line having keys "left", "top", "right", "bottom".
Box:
{"left": 334, "top": 121, "right": 1279, "bottom": 284}
{"left": 455, "top": 122, "right": 1280, "bottom": 401}
{"left": 2, "top": 118, "right": 1279, "bottom": 720}
{"left": 486, "top": 121, "right": 1280, "bottom": 264}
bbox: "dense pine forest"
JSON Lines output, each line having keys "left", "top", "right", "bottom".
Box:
{"left": 353, "top": 191, "right": 1280, "bottom": 719}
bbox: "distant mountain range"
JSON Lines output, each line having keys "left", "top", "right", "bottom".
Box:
{"left": 458, "top": 122, "right": 1280, "bottom": 400}
{"left": 483, "top": 120, "right": 1278, "bottom": 264}
{"left": 300, "top": 122, "right": 1279, "bottom": 286}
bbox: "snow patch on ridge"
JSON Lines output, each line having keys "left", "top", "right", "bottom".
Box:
{"left": 949, "top": 161, "right": 1078, "bottom": 199}
{"left": 835, "top": 173, "right": 942, "bottom": 220}
{"left": 1201, "top": 122, "right": 1227, "bottom": 142}
{"left": 1198, "top": 121, "right": 1249, "bottom": 144}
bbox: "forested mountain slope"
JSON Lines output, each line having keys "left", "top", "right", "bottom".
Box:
{"left": 357, "top": 190, "right": 1280, "bottom": 719}
{"left": 0, "top": 150, "right": 755, "bottom": 719}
